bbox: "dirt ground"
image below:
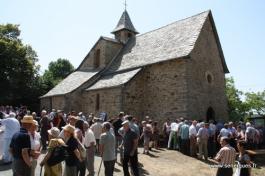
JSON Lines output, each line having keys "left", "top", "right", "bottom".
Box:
{"left": 0, "top": 147, "right": 264, "bottom": 176}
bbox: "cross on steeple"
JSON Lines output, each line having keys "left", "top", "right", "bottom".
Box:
{"left": 124, "top": 0, "right": 127, "bottom": 10}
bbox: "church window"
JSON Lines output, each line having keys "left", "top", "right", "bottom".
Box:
{"left": 205, "top": 71, "right": 214, "bottom": 84}
{"left": 95, "top": 94, "right": 100, "bottom": 111}
{"left": 94, "top": 49, "right": 100, "bottom": 68}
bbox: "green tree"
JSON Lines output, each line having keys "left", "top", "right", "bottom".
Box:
{"left": 41, "top": 58, "right": 74, "bottom": 92}
{"left": 245, "top": 91, "right": 265, "bottom": 115}
{"left": 0, "top": 24, "right": 41, "bottom": 110}
{"left": 225, "top": 77, "right": 249, "bottom": 121}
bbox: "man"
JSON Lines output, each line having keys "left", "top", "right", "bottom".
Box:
{"left": 197, "top": 122, "right": 209, "bottom": 160}
{"left": 84, "top": 123, "right": 96, "bottom": 176}
{"left": 214, "top": 137, "right": 236, "bottom": 176}
{"left": 9, "top": 115, "right": 34, "bottom": 176}
{"left": 245, "top": 122, "right": 256, "bottom": 149}
{"left": 180, "top": 120, "right": 190, "bottom": 155}
{"left": 99, "top": 122, "right": 116, "bottom": 176}
{"left": 112, "top": 112, "right": 124, "bottom": 159}
{"left": 40, "top": 110, "right": 50, "bottom": 150}
{"left": 122, "top": 120, "right": 139, "bottom": 176}
{"left": 167, "top": 119, "right": 178, "bottom": 150}
{"left": 127, "top": 115, "right": 140, "bottom": 137}
{"left": 189, "top": 120, "right": 197, "bottom": 157}
{"left": 90, "top": 117, "right": 102, "bottom": 153}
{"left": 0, "top": 112, "right": 20, "bottom": 164}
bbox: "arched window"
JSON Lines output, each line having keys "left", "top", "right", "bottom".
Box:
{"left": 94, "top": 49, "right": 100, "bottom": 68}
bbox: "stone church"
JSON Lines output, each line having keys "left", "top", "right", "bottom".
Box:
{"left": 41, "top": 10, "right": 229, "bottom": 122}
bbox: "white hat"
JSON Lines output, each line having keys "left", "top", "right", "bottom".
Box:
{"left": 122, "top": 120, "right": 129, "bottom": 125}
{"left": 48, "top": 127, "right": 60, "bottom": 138}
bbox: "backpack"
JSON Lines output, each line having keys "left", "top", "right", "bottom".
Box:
{"left": 47, "top": 145, "right": 68, "bottom": 166}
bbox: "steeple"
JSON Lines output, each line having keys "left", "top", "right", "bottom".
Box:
{"left": 112, "top": 10, "right": 138, "bottom": 43}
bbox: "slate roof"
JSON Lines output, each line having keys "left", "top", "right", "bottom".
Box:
{"left": 112, "top": 10, "right": 139, "bottom": 34}
{"left": 108, "top": 10, "right": 211, "bottom": 73}
{"left": 42, "top": 71, "right": 98, "bottom": 97}
{"left": 86, "top": 68, "right": 141, "bottom": 91}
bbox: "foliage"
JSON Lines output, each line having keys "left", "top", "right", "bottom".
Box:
{"left": 0, "top": 24, "right": 42, "bottom": 110}
{"left": 225, "top": 77, "right": 249, "bottom": 121}
{"left": 245, "top": 90, "right": 265, "bottom": 115}
{"left": 41, "top": 58, "right": 74, "bottom": 92}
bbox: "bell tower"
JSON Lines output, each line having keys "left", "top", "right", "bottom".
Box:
{"left": 111, "top": 9, "right": 138, "bottom": 43}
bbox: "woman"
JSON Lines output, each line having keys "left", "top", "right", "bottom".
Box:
{"left": 75, "top": 120, "right": 86, "bottom": 176}
{"left": 29, "top": 120, "right": 41, "bottom": 176}
{"left": 63, "top": 124, "right": 82, "bottom": 176}
{"left": 236, "top": 140, "right": 252, "bottom": 176}
{"left": 152, "top": 121, "right": 160, "bottom": 149}
{"left": 40, "top": 127, "right": 64, "bottom": 176}
{"left": 140, "top": 121, "right": 152, "bottom": 154}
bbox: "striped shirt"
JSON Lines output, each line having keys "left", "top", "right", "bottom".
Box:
{"left": 215, "top": 144, "right": 236, "bottom": 167}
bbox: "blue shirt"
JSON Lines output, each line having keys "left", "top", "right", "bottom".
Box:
{"left": 180, "top": 124, "right": 189, "bottom": 139}
{"left": 10, "top": 128, "right": 31, "bottom": 159}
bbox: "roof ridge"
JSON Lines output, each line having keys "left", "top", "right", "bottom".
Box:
{"left": 137, "top": 10, "right": 210, "bottom": 38}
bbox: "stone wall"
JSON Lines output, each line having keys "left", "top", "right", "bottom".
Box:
{"left": 187, "top": 16, "right": 228, "bottom": 121}
{"left": 40, "top": 97, "right": 51, "bottom": 111}
{"left": 51, "top": 95, "right": 65, "bottom": 111}
{"left": 124, "top": 59, "right": 188, "bottom": 123}
{"left": 79, "top": 39, "right": 122, "bottom": 70}
{"left": 82, "top": 87, "right": 122, "bottom": 117}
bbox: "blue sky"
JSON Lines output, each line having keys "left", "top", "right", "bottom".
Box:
{"left": 1, "top": 0, "right": 265, "bottom": 93}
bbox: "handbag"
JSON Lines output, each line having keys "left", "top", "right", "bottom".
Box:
{"left": 78, "top": 140, "right": 87, "bottom": 159}
{"left": 47, "top": 145, "right": 68, "bottom": 166}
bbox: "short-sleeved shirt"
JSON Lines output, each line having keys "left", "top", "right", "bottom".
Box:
{"left": 180, "top": 124, "right": 189, "bottom": 139}
{"left": 10, "top": 128, "right": 31, "bottom": 159}
{"left": 99, "top": 131, "right": 116, "bottom": 161}
{"left": 91, "top": 122, "right": 102, "bottom": 139}
{"left": 197, "top": 127, "right": 209, "bottom": 140}
{"left": 215, "top": 144, "right": 236, "bottom": 167}
{"left": 84, "top": 129, "right": 96, "bottom": 147}
{"left": 65, "top": 136, "right": 79, "bottom": 166}
{"left": 123, "top": 129, "right": 138, "bottom": 155}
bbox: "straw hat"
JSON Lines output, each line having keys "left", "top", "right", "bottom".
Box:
{"left": 21, "top": 115, "right": 34, "bottom": 124}
{"left": 62, "top": 124, "right": 75, "bottom": 134}
{"left": 33, "top": 120, "right": 39, "bottom": 126}
{"left": 48, "top": 127, "right": 60, "bottom": 138}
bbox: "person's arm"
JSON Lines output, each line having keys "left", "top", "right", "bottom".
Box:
{"left": 22, "top": 148, "right": 31, "bottom": 167}
{"left": 74, "top": 148, "right": 82, "bottom": 162}
{"left": 130, "top": 138, "right": 138, "bottom": 156}
{"left": 40, "top": 150, "right": 52, "bottom": 166}
{"left": 214, "top": 150, "right": 223, "bottom": 162}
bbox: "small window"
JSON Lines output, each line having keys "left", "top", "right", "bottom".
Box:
{"left": 207, "top": 74, "right": 212, "bottom": 83}
{"left": 205, "top": 71, "right": 214, "bottom": 84}
{"left": 94, "top": 49, "right": 100, "bottom": 68}
{"left": 127, "top": 33, "right": 132, "bottom": 38}
{"left": 95, "top": 94, "right": 100, "bottom": 111}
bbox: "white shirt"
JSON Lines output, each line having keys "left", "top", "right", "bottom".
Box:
{"left": 189, "top": 125, "right": 197, "bottom": 137}
{"left": 210, "top": 123, "right": 216, "bottom": 134}
{"left": 0, "top": 117, "right": 20, "bottom": 138}
{"left": 29, "top": 132, "right": 41, "bottom": 151}
{"left": 84, "top": 128, "right": 96, "bottom": 147}
{"left": 90, "top": 122, "right": 102, "bottom": 139}
{"left": 170, "top": 122, "right": 178, "bottom": 132}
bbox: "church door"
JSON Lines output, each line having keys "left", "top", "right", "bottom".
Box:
{"left": 206, "top": 107, "right": 215, "bottom": 122}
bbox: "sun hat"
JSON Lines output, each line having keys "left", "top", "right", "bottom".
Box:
{"left": 21, "top": 115, "right": 34, "bottom": 124}
{"left": 33, "top": 120, "right": 39, "bottom": 126}
{"left": 48, "top": 127, "right": 60, "bottom": 138}
{"left": 62, "top": 124, "right": 75, "bottom": 134}
{"left": 122, "top": 120, "right": 129, "bottom": 126}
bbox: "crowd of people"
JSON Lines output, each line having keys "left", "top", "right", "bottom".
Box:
{"left": 0, "top": 105, "right": 264, "bottom": 176}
